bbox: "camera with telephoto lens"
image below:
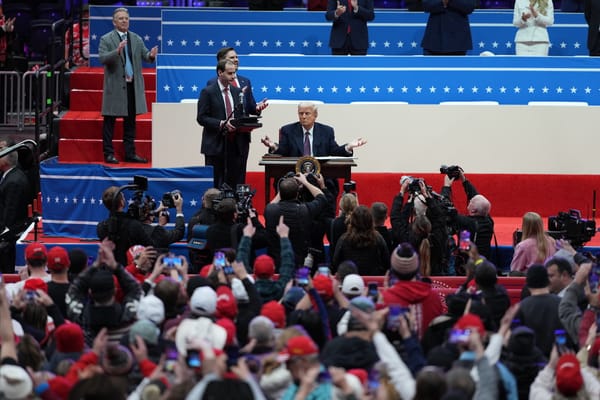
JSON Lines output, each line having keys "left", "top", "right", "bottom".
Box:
{"left": 407, "top": 177, "right": 425, "bottom": 194}
{"left": 440, "top": 165, "right": 462, "bottom": 179}
{"left": 343, "top": 181, "right": 356, "bottom": 194}
{"left": 162, "top": 190, "right": 182, "bottom": 208}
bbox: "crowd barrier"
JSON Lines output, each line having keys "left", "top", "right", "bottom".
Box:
{"left": 0, "top": 70, "right": 62, "bottom": 131}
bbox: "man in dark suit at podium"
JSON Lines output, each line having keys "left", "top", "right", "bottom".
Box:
{"left": 197, "top": 60, "right": 249, "bottom": 189}
{"left": 261, "top": 102, "right": 366, "bottom": 157}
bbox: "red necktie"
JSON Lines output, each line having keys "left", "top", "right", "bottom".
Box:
{"left": 303, "top": 132, "right": 311, "bottom": 156}
{"left": 223, "top": 87, "right": 234, "bottom": 141}
{"left": 347, "top": 1, "right": 352, "bottom": 33}
{"left": 223, "top": 86, "right": 233, "bottom": 116}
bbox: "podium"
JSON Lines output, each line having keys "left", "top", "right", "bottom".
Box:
{"left": 259, "top": 156, "right": 357, "bottom": 206}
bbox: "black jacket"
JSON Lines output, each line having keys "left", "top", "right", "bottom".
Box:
{"left": 97, "top": 212, "right": 155, "bottom": 266}
{"left": 142, "top": 215, "right": 185, "bottom": 249}
{"left": 442, "top": 179, "right": 494, "bottom": 259}
{"left": 264, "top": 194, "right": 328, "bottom": 268}
{"left": 66, "top": 265, "right": 142, "bottom": 345}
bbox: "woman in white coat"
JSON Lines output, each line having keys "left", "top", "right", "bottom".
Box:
{"left": 513, "top": 0, "right": 554, "bottom": 55}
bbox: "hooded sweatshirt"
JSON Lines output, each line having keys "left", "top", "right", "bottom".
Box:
{"left": 381, "top": 280, "right": 446, "bottom": 339}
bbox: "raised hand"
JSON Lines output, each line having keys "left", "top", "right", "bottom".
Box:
{"left": 335, "top": 1, "right": 347, "bottom": 17}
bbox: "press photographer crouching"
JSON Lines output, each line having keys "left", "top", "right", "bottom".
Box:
{"left": 97, "top": 185, "right": 156, "bottom": 266}
{"left": 440, "top": 166, "right": 494, "bottom": 261}
{"left": 390, "top": 176, "right": 449, "bottom": 276}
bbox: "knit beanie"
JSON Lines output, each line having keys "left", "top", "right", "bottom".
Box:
{"left": 54, "top": 323, "right": 85, "bottom": 353}
{"left": 390, "top": 244, "right": 419, "bottom": 274}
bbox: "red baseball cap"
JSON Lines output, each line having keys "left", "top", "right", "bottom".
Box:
{"left": 278, "top": 335, "right": 319, "bottom": 361}
{"left": 23, "top": 278, "right": 48, "bottom": 294}
{"left": 453, "top": 313, "right": 486, "bottom": 337}
{"left": 25, "top": 243, "right": 47, "bottom": 262}
{"left": 126, "top": 245, "right": 145, "bottom": 266}
{"left": 312, "top": 275, "right": 333, "bottom": 301}
{"left": 47, "top": 246, "right": 70, "bottom": 271}
{"left": 261, "top": 300, "right": 286, "bottom": 329}
{"left": 556, "top": 354, "right": 583, "bottom": 396}
{"left": 254, "top": 255, "right": 275, "bottom": 278}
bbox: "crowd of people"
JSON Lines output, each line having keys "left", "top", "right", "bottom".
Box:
{"left": 3, "top": 3, "right": 600, "bottom": 399}
{"left": 3, "top": 139, "right": 600, "bottom": 398}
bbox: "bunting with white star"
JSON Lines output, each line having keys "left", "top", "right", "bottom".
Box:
{"left": 157, "top": 54, "right": 600, "bottom": 104}
{"left": 88, "top": 6, "right": 589, "bottom": 67}
{"left": 158, "top": 9, "right": 587, "bottom": 57}
{"left": 40, "top": 158, "right": 213, "bottom": 239}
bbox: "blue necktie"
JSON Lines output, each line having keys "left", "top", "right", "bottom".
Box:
{"left": 122, "top": 33, "right": 133, "bottom": 80}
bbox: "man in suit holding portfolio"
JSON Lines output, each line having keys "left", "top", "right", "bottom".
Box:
{"left": 197, "top": 60, "right": 249, "bottom": 189}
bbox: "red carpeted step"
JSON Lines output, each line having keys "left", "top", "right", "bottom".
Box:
{"left": 69, "top": 89, "right": 156, "bottom": 112}
{"left": 61, "top": 67, "right": 156, "bottom": 163}
{"left": 58, "top": 138, "right": 152, "bottom": 163}
{"left": 69, "top": 67, "right": 156, "bottom": 91}
{"left": 59, "top": 111, "right": 152, "bottom": 140}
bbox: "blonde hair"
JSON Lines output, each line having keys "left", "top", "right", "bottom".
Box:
{"left": 521, "top": 211, "right": 550, "bottom": 262}
{"left": 413, "top": 215, "right": 432, "bottom": 277}
{"left": 339, "top": 192, "right": 358, "bottom": 222}
{"left": 530, "top": 0, "right": 549, "bottom": 16}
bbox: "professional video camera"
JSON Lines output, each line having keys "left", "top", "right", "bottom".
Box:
{"left": 548, "top": 209, "right": 596, "bottom": 248}
{"left": 213, "top": 183, "right": 256, "bottom": 223}
{"left": 440, "top": 165, "right": 462, "bottom": 180}
{"left": 127, "top": 191, "right": 157, "bottom": 221}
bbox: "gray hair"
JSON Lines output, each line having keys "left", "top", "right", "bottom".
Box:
{"left": 113, "top": 7, "right": 129, "bottom": 18}
{"left": 0, "top": 141, "right": 18, "bottom": 167}
{"left": 297, "top": 101, "right": 318, "bottom": 112}
{"left": 248, "top": 316, "right": 275, "bottom": 345}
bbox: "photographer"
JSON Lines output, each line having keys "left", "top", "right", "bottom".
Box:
{"left": 97, "top": 186, "right": 156, "bottom": 266}
{"left": 440, "top": 168, "right": 494, "bottom": 260}
{"left": 390, "top": 178, "right": 448, "bottom": 276}
{"left": 264, "top": 172, "right": 328, "bottom": 268}
{"left": 206, "top": 197, "right": 266, "bottom": 263}
{"left": 187, "top": 188, "right": 221, "bottom": 241}
{"left": 140, "top": 191, "right": 185, "bottom": 249}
